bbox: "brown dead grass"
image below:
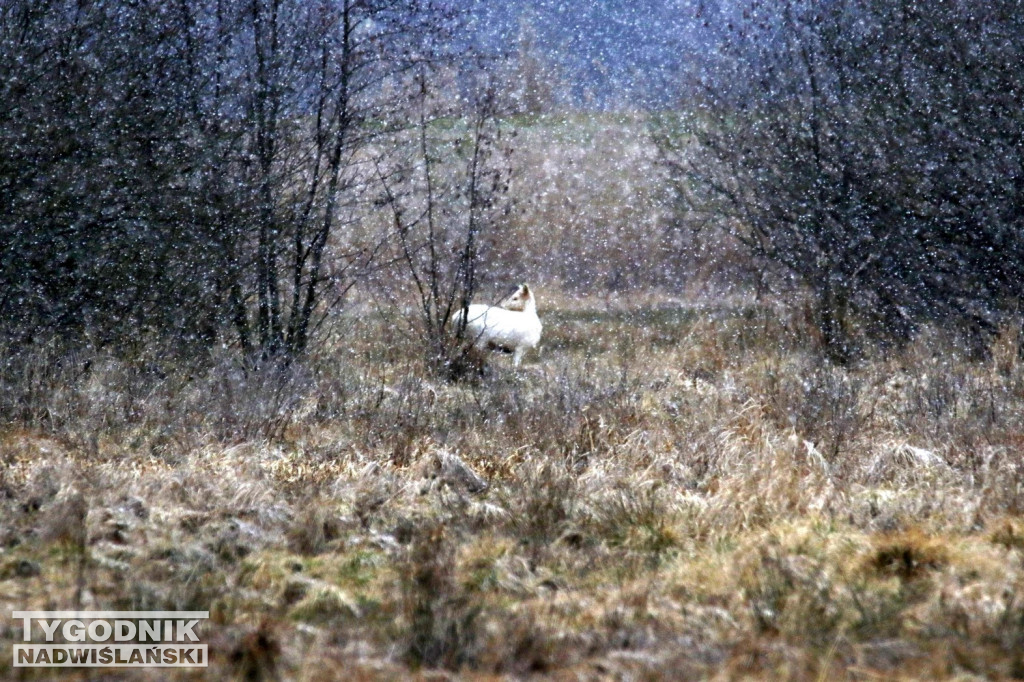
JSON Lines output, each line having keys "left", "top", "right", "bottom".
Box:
{"left": 3, "top": 292, "right": 1024, "bottom": 679}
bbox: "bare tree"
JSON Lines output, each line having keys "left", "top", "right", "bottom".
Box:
{"left": 0, "top": 0, "right": 457, "bottom": 361}
{"left": 233, "top": 0, "right": 453, "bottom": 360}
{"left": 377, "top": 74, "right": 513, "bottom": 377}
{"left": 656, "top": 0, "right": 1024, "bottom": 362}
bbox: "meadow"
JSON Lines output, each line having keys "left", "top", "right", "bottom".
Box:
{"left": 3, "top": 288, "right": 1024, "bottom": 680}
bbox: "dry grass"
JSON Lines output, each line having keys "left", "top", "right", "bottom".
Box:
{"left": 3, "top": 292, "right": 1024, "bottom": 679}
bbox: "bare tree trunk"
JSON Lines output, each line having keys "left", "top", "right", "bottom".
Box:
{"left": 252, "top": 0, "right": 283, "bottom": 357}
{"left": 818, "top": 278, "right": 853, "bottom": 365}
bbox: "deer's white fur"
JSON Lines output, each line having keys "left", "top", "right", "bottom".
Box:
{"left": 452, "top": 284, "right": 542, "bottom": 367}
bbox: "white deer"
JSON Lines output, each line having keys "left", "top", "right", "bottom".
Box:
{"left": 452, "top": 284, "right": 542, "bottom": 367}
